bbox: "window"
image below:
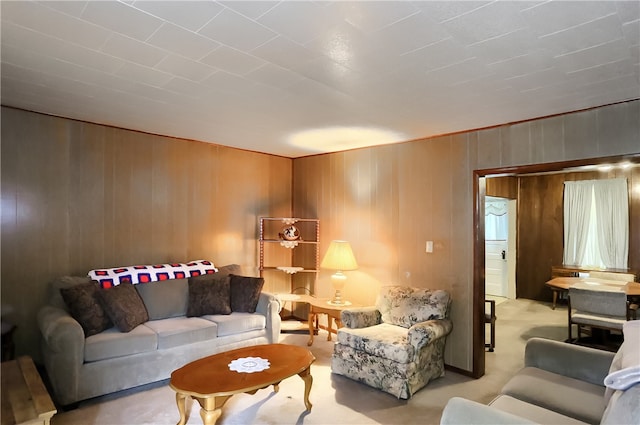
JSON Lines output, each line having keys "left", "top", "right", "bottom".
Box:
{"left": 563, "top": 178, "right": 629, "bottom": 269}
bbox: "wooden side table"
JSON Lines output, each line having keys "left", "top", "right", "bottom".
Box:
{"left": 1, "top": 356, "right": 57, "bottom": 425}
{"left": 276, "top": 294, "right": 360, "bottom": 346}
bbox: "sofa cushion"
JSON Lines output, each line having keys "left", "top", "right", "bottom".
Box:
{"left": 336, "top": 322, "right": 414, "bottom": 363}
{"left": 186, "top": 274, "right": 232, "bottom": 317}
{"left": 135, "top": 278, "right": 188, "bottom": 320}
{"left": 60, "top": 281, "right": 113, "bottom": 337}
{"left": 203, "top": 312, "right": 266, "bottom": 337}
{"left": 376, "top": 286, "right": 450, "bottom": 328}
{"left": 84, "top": 324, "right": 157, "bottom": 362}
{"left": 502, "top": 366, "right": 606, "bottom": 424}
{"left": 230, "top": 275, "right": 264, "bottom": 313}
{"left": 489, "top": 395, "right": 588, "bottom": 425}
{"left": 143, "top": 317, "right": 218, "bottom": 349}
{"left": 98, "top": 281, "right": 149, "bottom": 332}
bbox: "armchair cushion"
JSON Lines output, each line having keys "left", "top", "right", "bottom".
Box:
{"left": 377, "top": 285, "right": 450, "bottom": 328}
{"left": 337, "top": 323, "right": 414, "bottom": 363}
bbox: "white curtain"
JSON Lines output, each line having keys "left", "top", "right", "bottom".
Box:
{"left": 563, "top": 181, "right": 593, "bottom": 266}
{"left": 486, "top": 198, "right": 508, "bottom": 240}
{"left": 593, "top": 178, "right": 628, "bottom": 268}
{"left": 563, "top": 178, "right": 629, "bottom": 269}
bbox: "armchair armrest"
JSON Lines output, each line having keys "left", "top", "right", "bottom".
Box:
{"left": 340, "top": 307, "right": 381, "bottom": 329}
{"left": 441, "top": 397, "right": 537, "bottom": 425}
{"left": 408, "top": 318, "right": 453, "bottom": 350}
{"left": 524, "top": 337, "right": 615, "bottom": 386}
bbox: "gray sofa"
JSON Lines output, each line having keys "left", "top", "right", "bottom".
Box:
{"left": 37, "top": 267, "right": 281, "bottom": 406}
{"left": 441, "top": 330, "right": 640, "bottom": 425}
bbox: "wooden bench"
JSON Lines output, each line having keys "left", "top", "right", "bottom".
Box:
{"left": 1, "top": 356, "right": 56, "bottom": 425}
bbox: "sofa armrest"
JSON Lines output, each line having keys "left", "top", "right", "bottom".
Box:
{"left": 440, "top": 397, "right": 537, "bottom": 425}
{"left": 409, "top": 318, "right": 453, "bottom": 350}
{"left": 256, "top": 292, "right": 281, "bottom": 343}
{"left": 524, "top": 337, "right": 615, "bottom": 386}
{"left": 340, "top": 307, "right": 381, "bottom": 329}
{"left": 37, "top": 305, "right": 85, "bottom": 405}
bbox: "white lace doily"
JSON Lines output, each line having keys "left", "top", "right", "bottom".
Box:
{"left": 277, "top": 266, "right": 304, "bottom": 274}
{"left": 228, "top": 357, "right": 270, "bottom": 373}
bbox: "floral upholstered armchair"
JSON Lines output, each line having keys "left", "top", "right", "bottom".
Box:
{"left": 331, "top": 285, "right": 452, "bottom": 399}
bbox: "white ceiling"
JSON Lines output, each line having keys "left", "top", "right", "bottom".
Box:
{"left": 1, "top": 1, "right": 639, "bottom": 158}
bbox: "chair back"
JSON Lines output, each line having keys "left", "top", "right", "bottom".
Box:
{"left": 569, "top": 286, "right": 627, "bottom": 317}
{"left": 588, "top": 271, "right": 635, "bottom": 283}
{"left": 376, "top": 285, "right": 450, "bottom": 328}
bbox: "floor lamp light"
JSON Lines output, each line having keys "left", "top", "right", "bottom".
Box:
{"left": 321, "top": 240, "right": 358, "bottom": 305}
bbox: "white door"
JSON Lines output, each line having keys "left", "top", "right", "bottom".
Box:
{"left": 486, "top": 240, "right": 508, "bottom": 297}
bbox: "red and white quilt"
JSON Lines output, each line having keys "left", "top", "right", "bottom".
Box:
{"left": 88, "top": 260, "right": 218, "bottom": 288}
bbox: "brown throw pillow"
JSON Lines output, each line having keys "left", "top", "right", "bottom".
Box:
{"left": 60, "top": 281, "right": 113, "bottom": 337}
{"left": 98, "top": 281, "right": 149, "bottom": 332}
{"left": 186, "top": 274, "right": 232, "bottom": 317}
{"left": 229, "top": 275, "right": 264, "bottom": 313}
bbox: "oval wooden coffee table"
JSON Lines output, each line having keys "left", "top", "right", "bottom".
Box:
{"left": 170, "top": 344, "right": 315, "bottom": 425}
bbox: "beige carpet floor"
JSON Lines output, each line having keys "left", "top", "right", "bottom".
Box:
{"left": 50, "top": 298, "right": 568, "bottom": 425}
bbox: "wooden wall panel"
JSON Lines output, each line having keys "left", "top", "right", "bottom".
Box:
{"left": 0, "top": 107, "right": 292, "bottom": 360}
{"left": 486, "top": 176, "right": 517, "bottom": 199}
{"left": 516, "top": 174, "right": 565, "bottom": 300}
{"left": 294, "top": 138, "right": 474, "bottom": 371}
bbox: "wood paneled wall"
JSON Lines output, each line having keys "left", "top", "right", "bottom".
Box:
{"left": 0, "top": 107, "right": 292, "bottom": 360}
{"left": 493, "top": 167, "right": 640, "bottom": 301}
{"left": 2, "top": 100, "right": 639, "bottom": 375}
{"left": 293, "top": 136, "right": 476, "bottom": 371}
{"left": 293, "top": 100, "right": 640, "bottom": 374}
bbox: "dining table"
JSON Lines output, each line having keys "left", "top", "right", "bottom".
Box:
{"left": 545, "top": 276, "right": 640, "bottom": 309}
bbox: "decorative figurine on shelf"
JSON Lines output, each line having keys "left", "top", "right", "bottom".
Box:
{"left": 279, "top": 224, "right": 300, "bottom": 241}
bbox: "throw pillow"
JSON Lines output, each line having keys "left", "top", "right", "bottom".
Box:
{"left": 97, "top": 281, "right": 149, "bottom": 332}
{"left": 135, "top": 278, "right": 189, "bottom": 320}
{"left": 50, "top": 276, "right": 94, "bottom": 310}
{"left": 229, "top": 275, "right": 264, "bottom": 313}
{"left": 60, "top": 281, "right": 113, "bottom": 337}
{"left": 186, "top": 274, "right": 232, "bottom": 317}
{"left": 189, "top": 263, "right": 241, "bottom": 284}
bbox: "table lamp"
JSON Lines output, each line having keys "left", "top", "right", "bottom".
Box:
{"left": 321, "top": 240, "right": 358, "bottom": 305}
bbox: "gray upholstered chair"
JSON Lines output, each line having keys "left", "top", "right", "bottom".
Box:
{"left": 331, "top": 285, "right": 452, "bottom": 399}
{"left": 568, "top": 284, "right": 634, "bottom": 346}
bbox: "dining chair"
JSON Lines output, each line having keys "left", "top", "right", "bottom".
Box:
{"left": 588, "top": 271, "right": 635, "bottom": 283}
{"left": 485, "top": 299, "right": 496, "bottom": 352}
{"left": 567, "top": 285, "right": 632, "bottom": 347}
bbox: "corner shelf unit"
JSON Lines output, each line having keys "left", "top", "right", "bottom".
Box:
{"left": 259, "top": 217, "right": 319, "bottom": 322}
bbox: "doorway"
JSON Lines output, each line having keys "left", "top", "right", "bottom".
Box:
{"left": 472, "top": 154, "right": 640, "bottom": 379}
{"left": 485, "top": 197, "right": 516, "bottom": 300}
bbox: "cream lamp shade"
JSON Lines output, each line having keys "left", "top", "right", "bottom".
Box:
{"left": 321, "top": 240, "right": 358, "bottom": 305}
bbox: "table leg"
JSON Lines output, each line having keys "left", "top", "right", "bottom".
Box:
{"left": 195, "top": 395, "right": 230, "bottom": 425}
{"left": 175, "top": 392, "right": 191, "bottom": 425}
{"left": 326, "top": 315, "right": 333, "bottom": 341}
{"left": 298, "top": 366, "right": 313, "bottom": 411}
{"left": 552, "top": 290, "right": 558, "bottom": 310}
{"left": 307, "top": 310, "right": 316, "bottom": 346}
